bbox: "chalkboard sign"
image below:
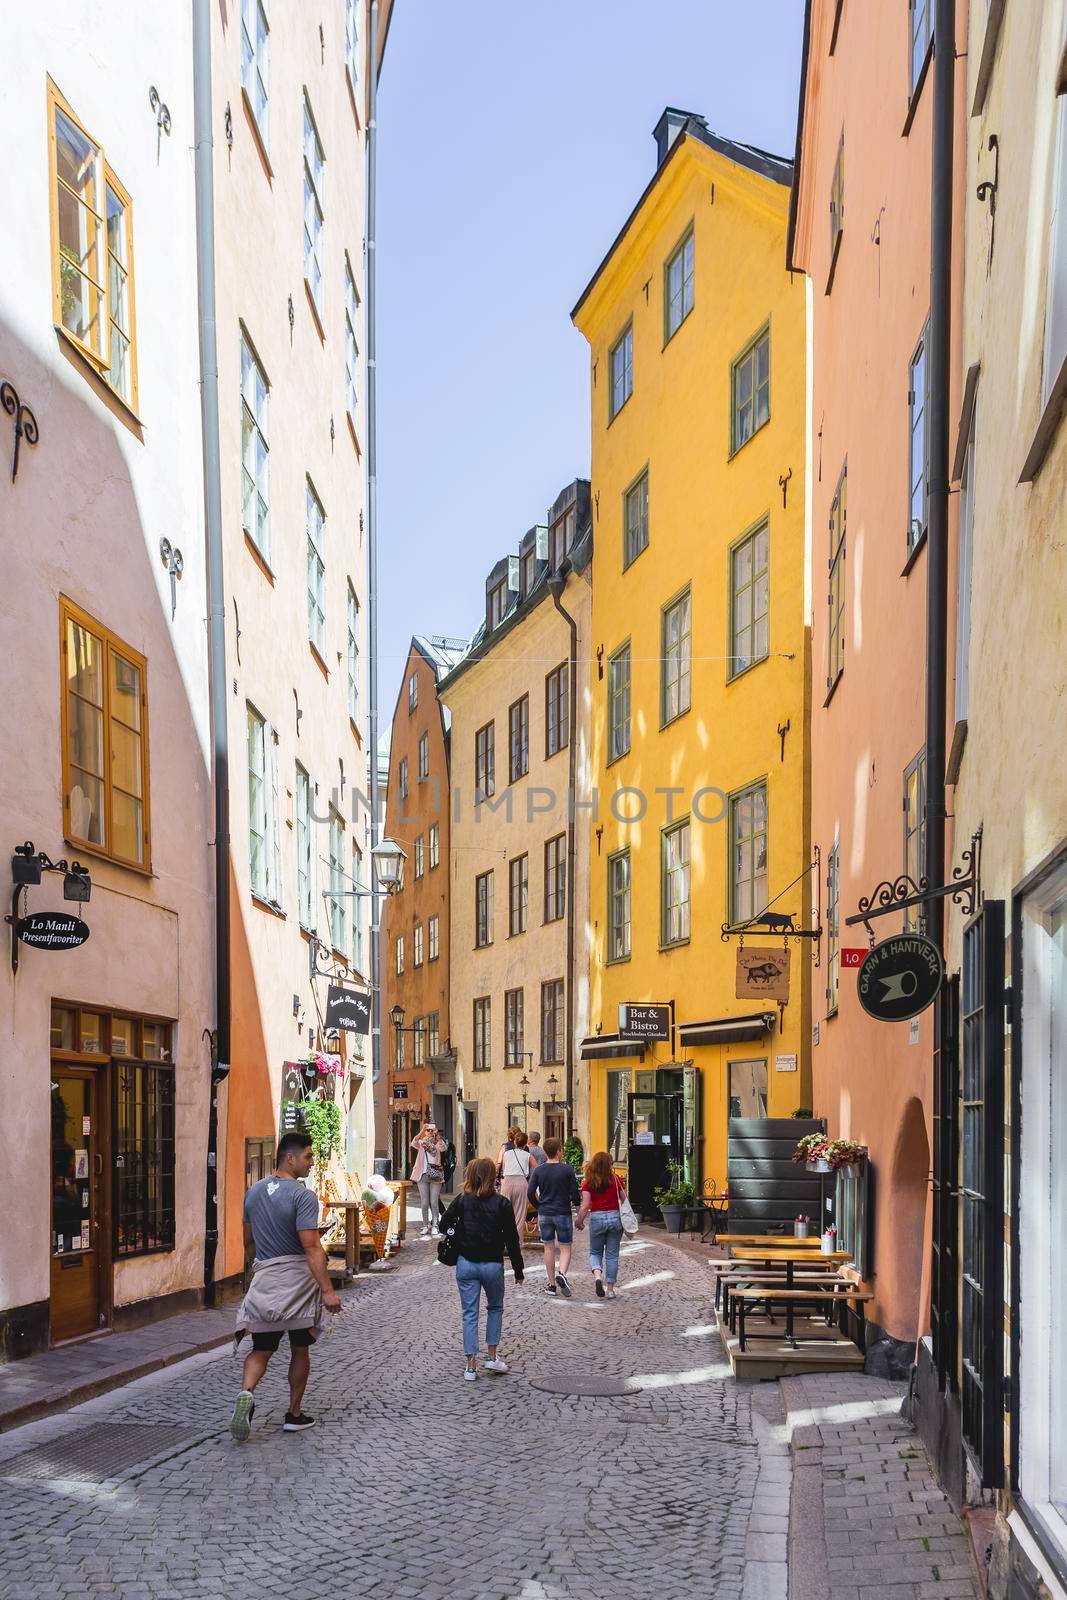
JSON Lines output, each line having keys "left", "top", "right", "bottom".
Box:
{"left": 325, "top": 983, "right": 371, "bottom": 1035}
{"left": 279, "top": 1063, "right": 306, "bottom": 1141}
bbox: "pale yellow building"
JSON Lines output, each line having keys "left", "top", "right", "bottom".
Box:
{"left": 438, "top": 482, "right": 592, "bottom": 1164}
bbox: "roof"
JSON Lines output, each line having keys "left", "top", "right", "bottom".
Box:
{"left": 412, "top": 634, "right": 469, "bottom": 680}
{"left": 572, "top": 113, "right": 793, "bottom": 322}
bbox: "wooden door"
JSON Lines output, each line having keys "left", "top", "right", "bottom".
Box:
{"left": 545, "top": 1110, "right": 566, "bottom": 1147}
{"left": 50, "top": 1066, "right": 107, "bottom": 1341}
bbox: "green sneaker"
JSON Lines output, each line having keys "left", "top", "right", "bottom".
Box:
{"left": 230, "top": 1390, "right": 255, "bottom": 1443}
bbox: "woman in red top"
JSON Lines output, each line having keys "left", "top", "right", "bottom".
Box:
{"left": 576, "top": 1150, "right": 626, "bottom": 1299}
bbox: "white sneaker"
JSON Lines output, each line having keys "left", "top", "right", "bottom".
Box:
{"left": 463, "top": 1365, "right": 478, "bottom": 1381}
{"left": 419, "top": 1228, "right": 431, "bottom": 1239}
{"left": 483, "top": 1357, "right": 509, "bottom": 1375}
{"left": 430, "top": 1228, "right": 441, "bottom": 1239}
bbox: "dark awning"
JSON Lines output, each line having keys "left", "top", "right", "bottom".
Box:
{"left": 579, "top": 1033, "right": 648, "bottom": 1061}
{"left": 678, "top": 1012, "right": 776, "bottom": 1047}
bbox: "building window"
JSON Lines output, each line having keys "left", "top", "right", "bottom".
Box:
{"left": 344, "top": 0, "right": 360, "bottom": 97}
{"left": 664, "top": 227, "right": 695, "bottom": 341}
{"left": 475, "top": 870, "right": 494, "bottom": 948}
{"left": 488, "top": 579, "right": 508, "bottom": 629}
{"left": 827, "top": 841, "right": 840, "bottom": 1015}
{"left": 541, "top": 979, "right": 564, "bottom": 1064}
{"left": 609, "top": 323, "right": 633, "bottom": 421}
{"left": 247, "top": 706, "right": 280, "bottom": 904}
{"left": 303, "top": 95, "right": 325, "bottom": 316}
{"left": 1043, "top": 86, "right": 1067, "bottom": 409}
{"left": 245, "top": 1135, "right": 275, "bottom": 1189}
{"left": 729, "top": 1059, "right": 769, "bottom": 1118}
{"left": 549, "top": 505, "right": 576, "bottom": 573}
{"left": 608, "top": 643, "right": 631, "bottom": 761}
{"left": 521, "top": 546, "right": 537, "bottom": 597}
{"left": 827, "top": 465, "right": 847, "bottom": 691}
{"left": 413, "top": 922, "right": 424, "bottom": 968}
{"left": 509, "top": 695, "right": 529, "bottom": 782}
{"left": 427, "top": 1012, "right": 440, "bottom": 1059}
{"left": 344, "top": 256, "right": 359, "bottom": 422}
{"left": 909, "top": 0, "right": 932, "bottom": 93}
{"left": 731, "top": 326, "right": 770, "bottom": 452}
{"left": 623, "top": 470, "right": 649, "bottom": 569}
{"left": 730, "top": 784, "right": 768, "bottom": 925}
{"left": 351, "top": 840, "right": 365, "bottom": 972}
{"left": 240, "top": 0, "right": 270, "bottom": 145}
{"left": 47, "top": 80, "right": 139, "bottom": 408}
{"left": 429, "top": 822, "right": 440, "bottom": 868}
{"left": 544, "top": 833, "right": 566, "bottom": 923}
{"left": 546, "top": 663, "right": 569, "bottom": 757}
{"left": 908, "top": 321, "right": 930, "bottom": 552}
{"left": 395, "top": 933, "right": 405, "bottom": 976}
{"left": 829, "top": 132, "right": 844, "bottom": 268}
{"left": 661, "top": 818, "right": 691, "bottom": 947}
{"left": 505, "top": 988, "right": 525, "bottom": 1066}
{"left": 395, "top": 1027, "right": 405, "bottom": 1071}
{"left": 398, "top": 757, "right": 408, "bottom": 801}
{"left": 241, "top": 333, "right": 270, "bottom": 559}
{"left": 608, "top": 848, "right": 631, "bottom": 963}
{"left": 408, "top": 671, "right": 418, "bottom": 711}
{"left": 835, "top": 1160, "right": 870, "bottom": 1279}
{"left": 61, "top": 601, "right": 150, "bottom": 868}
{"left": 607, "top": 1068, "right": 629, "bottom": 1164}
{"left": 730, "top": 523, "right": 769, "bottom": 677}
{"left": 473, "top": 997, "right": 491, "bottom": 1070}
{"left": 418, "top": 732, "right": 429, "bottom": 781}
{"left": 509, "top": 854, "right": 528, "bottom": 936}
{"left": 346, "top": 582, "right": 360, "bottom": 724}
{"left": 414, "top": 835, "right": 424, "bottom": 878}
{"left": 413, "top": 1016, "right": 425, "bottom": 1067}
{"left": 115, "top": 1060, "right": 175, "bottom": 1257}
{"left": 306, "top": 481, "right": 326, "bottom": 656}
{"left": 955, "top": 400, "right": 976, "bottom": 723}
{"left": 661, "top": 589, "right": 692, "bottom": 725}
{"left": 296, "top": 765, "right": 314, "bottom": 930}
{"left": 903, "top": 749, "right": 927, "bottom": 930}
{"left": 329, "top": 809, "right": 346, "bottom": 953}
{"left": 428, "top": 913, "right": 439, "bottom": 961}
{"left": 475, "top": 722, "right": 495, "bottom": 798}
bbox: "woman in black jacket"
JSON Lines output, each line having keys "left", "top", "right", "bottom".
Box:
{"left": 440, "top": 1157, "right": 525, "bottom": 1381}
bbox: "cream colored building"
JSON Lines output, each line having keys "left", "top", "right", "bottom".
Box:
{"left": 438, "top": 482, "right": 592, "bottom": 1164}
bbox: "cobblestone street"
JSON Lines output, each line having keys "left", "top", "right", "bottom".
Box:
{"left": 0, "top": 1235, "right": 978, "bottom": 1600}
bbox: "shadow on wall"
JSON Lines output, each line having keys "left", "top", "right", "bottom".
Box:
{"left": 221, "top": 859, "right": 277, "bottom": 1278}
{"left": 887, "top": 1095, "right": 930, "bottom": 1342}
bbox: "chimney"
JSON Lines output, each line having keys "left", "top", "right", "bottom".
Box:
{"left": 653, "top": 107, "right": 707, "bottom": 168}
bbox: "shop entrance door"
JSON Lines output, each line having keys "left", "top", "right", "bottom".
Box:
{"left": 50, "top": 1065, "right": 108, "bottom": 1342}
{"left": 544, "top": 1110, "right": 566, "bottom": 1148}
{"left": 463, "top": 1106, "right": 478, "bottom": 1165}
{"left": 627, "top": 1092, "right": 683, "bottom": 1220}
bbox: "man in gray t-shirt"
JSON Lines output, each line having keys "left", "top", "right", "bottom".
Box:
{"left": 230, "top": 1132, "right": 341, "bottom": 1444}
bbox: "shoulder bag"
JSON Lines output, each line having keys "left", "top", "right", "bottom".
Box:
{"left": 437, "top": 1197, "right": 465, "bottom": 1266}
{"left": 615, "top": 1176, "right": 639, "bottom": 1238}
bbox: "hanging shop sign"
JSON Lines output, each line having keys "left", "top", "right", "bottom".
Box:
{"left": 15, "top": 912, "right": 90, "bottom": 951}
{"left": 735, "top": 946, "right": 790, "bottom": 1002}
{"left": 841, "top": 948, "right": 868, "bottom": 968}
{"left": 393, "top": 1083, "right": 409, "bottom": 1100}
{"left": 325, "top": 983, "right": 371, "bottom": 1035}
{"left": 279, "top": 1064, "right": 305, "bottom": 1139}
{"left": 618, "top": 1003, "right": 671, "bottom": 1041}
{"left": 857, "top": 933, "right": 943, "bottom": 1022}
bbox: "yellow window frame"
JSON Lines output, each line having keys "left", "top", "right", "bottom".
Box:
{"left": 59, "top": 596, "right": 152, "bottom": 873}
{"left": 47, "top": 78, "right": 139, "bottom": 414}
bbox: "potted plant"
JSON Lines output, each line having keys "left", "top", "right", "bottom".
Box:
{"left": 821, "top": 1139, "right": 867, "bottom": 1170}
{"left": 563, "top": 1134, "right": 584, "bottom": 1180}
{"left": 653, "top": 1162, "right": 695, "bottom": 1233}
{"left": 791, "top": 1133, "right": 830, "bottom": 1171}
{"left": 301, "top": 1098, "right": 341, "bottom": 1180}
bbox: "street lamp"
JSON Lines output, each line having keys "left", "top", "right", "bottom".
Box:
{"left": 389, "top": 1003, "right": 405, "bottom": 1030}
{"left": 371, "top": 837, "right": 406, "bottom": 894}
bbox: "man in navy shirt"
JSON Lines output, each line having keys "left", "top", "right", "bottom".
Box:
{"left": 527, "top": 1138, "right": 580, "bottom": 1297}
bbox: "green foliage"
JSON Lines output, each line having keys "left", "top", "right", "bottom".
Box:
{"left": 301, "top": 1098, "right": 341, "bottom": 1173}
{"left": 563, "top": 1135, "right": 584, "bottom": 1177}
{"left": 653, "top": 1160, "right": 695, "bottom": 1210}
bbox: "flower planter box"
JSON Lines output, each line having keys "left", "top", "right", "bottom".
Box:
{"left": 806, "top": 1157, "right": 832, "bottom": 1174}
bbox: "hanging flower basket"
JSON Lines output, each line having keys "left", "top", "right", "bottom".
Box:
{"left": 791, "top": 1135, "right": 867, "bottom": 1172}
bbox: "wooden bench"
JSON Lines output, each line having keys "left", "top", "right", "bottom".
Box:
{"left": 720, "top": 1270, "right": 852, "bottom": 1318}
{"left": 732, "top": 1285, "right": 875, "bottom": 1351}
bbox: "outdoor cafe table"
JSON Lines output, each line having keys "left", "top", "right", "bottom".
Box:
{"left": 718, "top": 1233, "right": 822, "bottom": 1249}
{"left": 727, "top": 1246, "right": 853, "bottom": 1338}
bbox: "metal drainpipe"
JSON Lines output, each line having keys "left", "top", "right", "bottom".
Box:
{"left": 192, "top": 0, "right": 230, "bottom": 1305}
{"left": 548, "top": 574, "right": 578, "bottom": 1132}
{"left": 924, "top": 0, "right": 955, "bottom": 953}
{"left": 366, "top": 0, "right": 382, "bottom": 1094}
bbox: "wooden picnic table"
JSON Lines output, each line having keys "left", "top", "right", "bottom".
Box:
{"left": 728, "top": 1246, "right": 853, "bottom": 1337}
{"left": 719, "top": 1232, "right": 822, "bottom": 1248}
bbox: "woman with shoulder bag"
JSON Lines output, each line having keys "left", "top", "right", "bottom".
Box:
{"left": 497, "top": 1127, "right": 532, "bottom": 1238}
{"left": 575, "top": 1150, "right": 629, "bottom": 1299}
{"left": 439, "top": 1157, "right": 525, "bottom": 1382}
{"left": 410, "top": 1121, "right": 448, "bottom": 1239}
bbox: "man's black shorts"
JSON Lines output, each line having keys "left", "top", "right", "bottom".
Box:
{"left": 251, "top": 1327, "right": 315, "bottom": 1353}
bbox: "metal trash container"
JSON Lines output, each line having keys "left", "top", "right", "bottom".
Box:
{"left": 373, "top": 1156, "right": 392, "bottom": 1180}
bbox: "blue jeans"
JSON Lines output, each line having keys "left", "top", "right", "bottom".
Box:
{"left": 588, "top": 1211, "right": 623, "bottom": 1283}
{"left": 456, "top": 1257, "right": 505, "bottom": 1358}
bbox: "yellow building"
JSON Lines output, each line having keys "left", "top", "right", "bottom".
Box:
{"left": 572, "top": 108, "right": 811, "bottom": 1219}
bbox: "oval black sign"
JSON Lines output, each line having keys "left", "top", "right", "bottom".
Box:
{"left": 857, "top": 933, "right": 943, "bottom": 1022}
{"left": 16, "top": 912, "right": 90, "bottom": 952}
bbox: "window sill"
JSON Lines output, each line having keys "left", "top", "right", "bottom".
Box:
{"left": 244, "top": 530, "right": 275, "bottom": 584}
{"left": 971, "top": 0, "right": 1006, "bottom": 115}
{"left": 946, "top": 717, "right": 968, "bottom": 784}
{"left": 251, "top": 893, "right": 286, "bottom": 919}
{"left": 474, "top": 943, "right": 494, "bottom": 952}
{"left": 902, "top": 39, "right": 934, "bottom": 137}
{"left": 727, "top": 654, "right": 769, "bottom": 687}
{"left": 1019, "top": 350, "right": 1067, "bottom": 482}
{"left": 309, "top": 641, "right": 330, "bottom": 681}
{"left": 508, "top": 771, "right": 529, "bottom": 787}
{"left": 345, "top": 65, "right": 363, "bottom": 132}
{"left": 346, "top": 410, "right": 362, "bottom": 459}
{"left": 115, "top": 1243, "right": 175, "bottom": 1261}
{"left": 64, "top": 836, "right": 154, "bottom": 879}
{"left": 659, "top": 937, "right": 691, "bottom": 953}
{"left": 544, "top": 745, "right": 568, "bottom": 762}
{"left": 662, "top": 306, "right": 693, "bottom": 351}
{"left": 825, "top": 228, "right": 843, "bottom": 296}
{"left": 350, "top": 718, "right": 363, "bottom": 746}
{"left": 241, "top": 88, "right": 274, "bottom": 180}
{"left": 823, "top": 669, "right": 844, "bottom": 709}
{"left": 605, "top": 747, "right": 631, "bottom": 770}
{"left": 55, "top": 327, "right": 143, "bottom": 437}
{"left": 304, "top": 279, "right": 326, "bottom": 344}
{"left": 728, "top": 414, "right": 770, "bottom": 462}
{"left": 507, "top": 928, "right": 528, "bottom": 940}
{"left": 607, "top": 392, "right": 632, "bottom": 430}
{"left": 901, "top": 527, "right": 928, "bottom": 576}
{"left": 660, "top": 705, "right": 692, "bottom": 732}
{"left": 605, "top": 952, "right": 632, "bottom": 967}
{"left": 622, "top": 541, "right": 649, "bottom": 574}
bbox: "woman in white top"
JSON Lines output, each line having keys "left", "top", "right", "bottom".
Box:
{"left": 497, "top": 1127, "right": 532, "bottom": 1236}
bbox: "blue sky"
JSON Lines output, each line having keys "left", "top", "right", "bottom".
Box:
{"left": 376, "top": 1, "right": 804, "bottom": 677}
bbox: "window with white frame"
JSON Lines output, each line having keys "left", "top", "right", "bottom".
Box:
{"left": 241, "top": 335, "right": 270, "bottom": 559}
{"left": 428, "top": 913, "right": 439, "bottom": 961}
{"left": 661, "top": 589, "right": 692, "bottom": 724}
{"left": 429, "top": 822, "right": 440, "bottom": 868}
{"left": 344, "top": 257, "right": 359, "bottom": 423}
{"left": 408, "top": 671, "right": 418, "bottom": 711}
{"left": 509, "top": 854, "right": 528, "bottom": 936}
{"left": 475, "top": 870, "right": 493, "bottom": 948}
{"left": 395, "top": 933, "right": 404, "bottom": 975}
{"left": 329, "top": 808, "right": 346, "bottom": 952}
{"left": 475, "top": 722, "right": 495, "bottom": 798}
{"left": 608, "top": 643, "right": 631, "bottom": 760}
{"left": 609, "top": 323, "right": 633, "bottom": 421}
{"left": 1043, "top": 79, "right": 1067, "bottom": 408}
{"left": 418, "top": 732, "right": 429, "bottom": 780}
{"left": 608, "top": 848, "right": 631, "bottom": 962}
{"left": 955, "top": 400, "right": 976, "bottom": 723}
{"left": 908, "top": 320, "right": 930, "bottom": 552}
{"left": 827, "top": 841, "right": 840, "bottom": 1015}
{"left": 240, "top": 0, "right": 270, "bottom": 145}
{"left": 346, "top": 581, "right": 359, "bottom": 724}
{"left": 414, "top": 834, "right": 424, "bottom": 878}
{"left": 398, "top": 757, "right": 408, "bottom": 800}
{"left": 827, "top": 464, "right": 847, "bottom": 691}
{"left": 730, "top": 783, "right": 767, "bottom": 925}
{"left": 351, "top": 839, "right": 364, "bottom": 972}
{"left": 903, "top": 750, "right": 926, "bottom": 931}
{"left": 661, "top": 819, "right": 691, "bottom": 946}
{"left": 427, "top": 1011, "right": 440, "bottom": 1058}
{"left": 413, "top": 1016, "right": 425, "bottom": 1066}
{"left": 623, "top": 471, "right": 649, "bottom": 568}
{"left": 296, "top": 764, "right": 315, "bottom": 930}
{"left": 730, "top": 522, "right": 769, "bottom": 676}
{"left": 247, "top": 705, "right": 281, "bottom": 905}
{"left": 414, "top": 922, "right": 424, "bottom": 967}
{"left": 731, "top": 326, "right": 770, "bottom": 451}
{"left": 473, "top": 997, "right": 491, "bottom": 1070}
{"left": 303, "top": 95, "right": 325, "bottom": 316}
{"left": 909, "top": 0, "right": 932, "bottom": 94}
{"left": 664, "top": 227, "right": 695, "bottom": 340}
{"left": 505, "top": 988, "right": 524, "bottom": 1066}
{"left": 306, "top": 482, "right": 326, "bottom": 655}
{"left": 344, "top": 0, "right": 360, "bottom": 98}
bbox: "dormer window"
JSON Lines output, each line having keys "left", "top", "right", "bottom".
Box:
{"left": 521, "top": 548, "right": 537, "bottom": 598}
{"left": 488, "top": 580, "right": 507, "bottom": 630}
{"left": 549, "top": 507, "right": 576, "bottom": 572}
